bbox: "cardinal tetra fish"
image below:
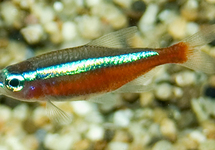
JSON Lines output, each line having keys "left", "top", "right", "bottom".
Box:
{"left": 0, "top": 25, "right": 215, "bottom": 122}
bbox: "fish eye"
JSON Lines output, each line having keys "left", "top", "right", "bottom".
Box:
{"left": 5, "top": 74, "right": 25, "bottom": 92}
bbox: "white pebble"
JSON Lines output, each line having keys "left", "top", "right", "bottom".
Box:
{"left": 108, "top": 142, "right": 129, "bottom": 150}
{"left": 13, "top": 104, "right": 29, "bottom": 120}
{"left": 6, "top": 136, "right": 25, "bottom": 150}
{"left": 189, "top": 131, "right": 206, "bottom": 143}
{"left": 175, "top": 71, "right": 196, "bottom": 87}
{"left": 32, "top": 106, "right": 49, "bottom": 126}
{"left": 158, "top": 10, "right": 177, "bottom": 24}
{"left": 62, "top": 21, "right": 77, "bottom": 41}
{"left": 113, "top": 109, "right": 133, "bottom": 127}
{"left": 32, "top": 5, "right": 55, "bottom": 24}
{"left": 155, "top": 83, "right": 172, "bottom": 101}
{"left": 77, "top": 15, "right": 102, "bottom": 39}
{"left": 70, "top": 101, "right": 95, "bottom": 116}
{"left": 86, "top": 0, "right": 101, "bottom": 7}
{"left": 139, "top": 4, "right": 159, "bottom": 33}
{"left": 152, "top": 140, "right": 172, "bottom": 150}
{"left": 0, "top": 2, "right": 19, "bottom": 26}
{"left": 44, "top": 133, "right": 74, "bottom": 150}
{"left": 0, "top": 105, "right": 12, "bottom": 123}
{"left": 86, "top": 124, "right": 104, "bottom": 141}
{"left": 168, "top": 17, "right": 187, "bottom": 39}
{"left": 186, "top": 22, "right": 199, "bottom": 36}
{"left": 21, "top": 24, "right": 44, "bottom": 44}
{"left": 160, "top": 118, "right": 177, "bottom": 141}
{"left": 53, "top": 1, "right": 64, "bottom": 12}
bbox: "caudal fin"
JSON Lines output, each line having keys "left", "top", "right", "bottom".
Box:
{"left": 181, "top": 24, "right": 215, "bottom": 74}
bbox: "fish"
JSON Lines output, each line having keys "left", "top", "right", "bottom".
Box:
{"left": 0, "top": 25, "right": 215, "bottom": 123}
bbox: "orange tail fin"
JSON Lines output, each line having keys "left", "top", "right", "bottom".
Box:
{"left": 180, "top": 25, "right": 215, "bottom": 74}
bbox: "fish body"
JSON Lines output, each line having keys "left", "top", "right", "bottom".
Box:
{"left": 0, "top": 26, "right": 215, "bottom": 102}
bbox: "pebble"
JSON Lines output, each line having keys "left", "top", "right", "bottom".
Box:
{"left": 188, "top": 130, "right": 206, "bottom": 143}
{"left": 61, "top": 21, "right": 77, "bottom": 41}
{"left": 70, "top": 101, "right": 95, "bottom": 117}
{"left": 13, "top": 104, "right": 29, "bottom": 121}
{"left": 113, "top": 0, "right": 132, "bottom": 8}
{"left": 152, "top": 140, "right": 172, "bottom": 150}
{"left": 139, "top": 4, "right": 159, "bottom": 33}
{"left": 32, "top": 106, "right": 49, "bottom": 127}
{"left": 181, "top": 0, "right": 198, "bottom": 21}
{"left": 86, "top": 124, "right": 104, "bottom": 141}
{"left": 107, "top": 141, "right": 129, "bottom": 150}
{"left": 0, "top": 105, "right": 12, "bottom": 125}
{"left": 77, "top": 15, "right": 102, "bottom": 39}
{"left": 21, "top": 24, "right": 44, "bottom": 44}
{"left": 160, "top": 118, "right": 177, "bottom": 141}
{"left": 175, "top": 71, "right": 196, "bottom": 87}
{"left": 168, "top": 17, "right": 187, "bottom": 39}
{"left": 154, "top": 83, "right": 173, "bottom": 101}
{"left": 31, "top": 5, "right": 55, "bottom": 24}
{"left": 139, "top": 91, "right": 154, "bottom": 107}
{"left": 44, "top": 133, "right": 74, "bottom": 150}
{"left": 85, "top": 0, "right": 101, "bottom": 7}
{"left": 191, "top": 98, "right": 208, "bottom": 122}
{"left": 0, "top": 1, "right": 19, "bottom": 26}
{"left": 113, "top": 109, "right": 133, "bottom": 127}
{"left": 92, "top": 3, "right": 127, "bottom": 29}
{"left": 53, "top": 1, "right": 64, "bottom": 12}
{"left": 199, "top": 139, "right": 215, "bottom": 150}
{"left": 44, "top": 21, "right": 62, "bottom": 44}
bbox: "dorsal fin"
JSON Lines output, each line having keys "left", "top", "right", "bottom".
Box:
{"left": 87, "top": 26, "right": 138, "bottom": 48}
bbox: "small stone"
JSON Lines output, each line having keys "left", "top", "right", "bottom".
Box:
{"left": 13, "top": 104, "right": 29, "bottom": 121}
{"left": 53, "top": 1, "right": 64, "bottom": 12}
{"left": 173, "top": 87, "right": 183, "bottom": 98}
{"left": 175, "top": 71, "right": 196, "bottom": 87}
{"left": 31, "top": 5, "right": 55, "bottom": 24}
{"left": 113, "top": 0, "right": 132, "bottom": 8}
{"left": 160, "top": 118, "right": 177, "bottom": 141}
{"left": 112, "top": 130, "right": 133, "bottom": 143}
{"left": 107, "top": 142, "right": 129, "bottom": 150}
{"left": 188, "top": 131, "right": 206, "bottom": 143}
{"left": 202, "top": 120, "right": 215, "bottom": 139}
{"left": 140, "top": 91, "right": 154, "bottom": 107}
{"left": 206, "top": 0, "right": 215, "bottom": 3}
{"left": 32, "top": 106, "right": 49, "bottom": 127}
{"left": 0, "top": 105, "right": 12, "bottom": 125}
{"left": 152, "top": 140, "right": 172, "bottom": 150}
{"left": 44, "top": 133, "right": 74, "bottom": 150}
{"left": 199, "top": 139, "right": 215, "bottom": 150}
{"left": 77, "top": 15, "right": 102, "bottom": 39}
{"left": 61, "top": 21, "right": 77, "bottom": 41}
{"left": 168, "top": 17, "right": 187, "bottom": 39}
{"left": 0, "top": 1, "right": 19, "bottom": 26}
{"left": 70, "top": 101, "right": 95, "bottom": 117}
{"left": 86, "top": 124, "right": 104, "bottom": 141}
{"left": 21, "top": 24, "right": 44, "bottom": 44}
{"left": 113, "top": 109, "right": 133, "bottom": 127}
{"left": 155, "top": 83, "right": 173, "bottom": 101}
{"left": 139, "top": 4, "right": 159, "bottom": 33}
{"left": 181, "top": 0, "right": 198, "bottom": 21}
{"left": 85, "top": 0, "right": 101, "bottom": 7}
{"left": 186, "top": 22, "right": 199, "bottom": 36}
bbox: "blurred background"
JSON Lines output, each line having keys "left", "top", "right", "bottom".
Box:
{"left": 0, "top": 0, "right": 215, "bottom": 150}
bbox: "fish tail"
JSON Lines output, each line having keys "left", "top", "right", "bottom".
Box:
{"left": 180, "top": 24, "right": 215, "bottom": 74}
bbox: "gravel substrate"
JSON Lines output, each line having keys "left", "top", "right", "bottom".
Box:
{"left": 0, "top": 0, "right": 215, "bottom": 150}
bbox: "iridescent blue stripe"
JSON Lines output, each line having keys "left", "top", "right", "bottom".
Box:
{"left": 22, "top": 51, "right": 158, "bottom": 81}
